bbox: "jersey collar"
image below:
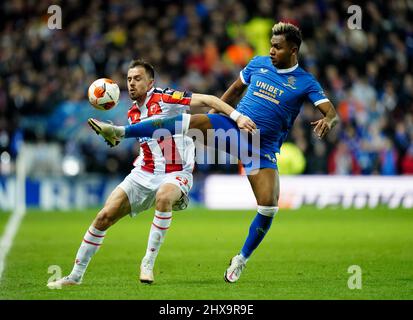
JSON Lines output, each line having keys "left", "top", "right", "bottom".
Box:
{"left": 146, "top": 87, "right": 155, "bottom": 98}
{"left": 276, "top": 63, "right": 299, "bottom": 73}
{"left": 134, "top": 87, "right": 155, "bottom": 107}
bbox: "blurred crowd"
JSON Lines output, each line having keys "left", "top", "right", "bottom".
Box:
{"left": 0, "top": 0, "right": 412, "bottom": 176}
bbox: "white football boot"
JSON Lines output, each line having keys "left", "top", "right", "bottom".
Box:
{"left": 224, "top": 254, "right": 246, "bottom": 283}
{"left": 88, "top": 118, "right": 124, "bottom": 147}
{"left": 47, "top": 276, "right": 81, "bottom": 289}
{"left": 139, "top": 257, "right": 155, "bottom": 284}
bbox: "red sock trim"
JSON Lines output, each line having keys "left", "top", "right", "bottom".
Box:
{"left": 88, "top": 230, "right": 105, "bottom": 238}
{"left": 154, "top": 214, "right": 172, "bottom": 220}
{"left": 152, "top": 222, "right": 169, "bottom": 230}
{"left": 83, "top": 239, "right": 101, "bottom": 247}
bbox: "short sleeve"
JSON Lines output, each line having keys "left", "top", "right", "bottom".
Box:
{"left": 161, "top": 88, "right": 192, "bottom": 105}
{"left": 239, "top": 56, "right": 259, "bottom": 85}
{"left": 306, "top": 78, "right": 329, "bottom": 107}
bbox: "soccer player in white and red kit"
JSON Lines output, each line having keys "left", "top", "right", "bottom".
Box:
{"left": 47, "top": 59, "right": 255, "bottom": 288}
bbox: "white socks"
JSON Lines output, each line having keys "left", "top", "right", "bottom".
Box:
{"left": 143, "top": 211, "right": 172, "bottom": 265}
{"left": 70, "top": 225, "right": 106, "bottom": 281}
{"left": 68, "top": 211, "right": 172, "bottom": 281}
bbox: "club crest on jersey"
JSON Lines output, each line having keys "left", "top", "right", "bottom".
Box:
{"left": 149, "top": 103, "right": 162, "bottom": 115}
{"left": 283, "top": 76, "right": 297, "bottom": 89}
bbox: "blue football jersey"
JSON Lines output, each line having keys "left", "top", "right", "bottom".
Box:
{"left": 237, "top": 56, "right": 329, "bottom": 152}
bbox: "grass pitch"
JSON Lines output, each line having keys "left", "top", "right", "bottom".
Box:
{"left": 0, "top": 211, "right": 10, "bottom": 237}
{"left": 0, "top": 207, "right": 412, "bottom": 300}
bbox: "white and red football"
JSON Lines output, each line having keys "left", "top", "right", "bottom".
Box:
{"left": 88, "top": 78, "right": 120, "bottom": 110}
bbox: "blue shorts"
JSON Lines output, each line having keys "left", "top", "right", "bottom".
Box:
{"left": 207, "top": 114, "right": 278, "bottom": 174}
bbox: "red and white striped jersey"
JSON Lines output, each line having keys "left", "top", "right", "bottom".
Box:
{"left": 128, "top": 87, "right": 195, "bottom": 175}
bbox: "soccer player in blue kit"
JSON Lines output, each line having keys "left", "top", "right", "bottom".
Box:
{"left": 89, "top": 22, "right": 339, "bottom": 283}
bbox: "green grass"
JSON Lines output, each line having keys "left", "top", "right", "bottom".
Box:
{"left": 0, "top": 211, "right": 10, "bottom": 237}
{"left": 0, "top": 207, "right": 412, "bottom": 300}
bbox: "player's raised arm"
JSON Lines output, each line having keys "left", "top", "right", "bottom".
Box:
{"left": 221, "top": 77, "right": 247, "bottom": 106}
{"left": 190, "top": 93, "right": 256, "bottom": 133}
{"left": 208, "top": 77, "right": 247, "bottom": 115}
{"left": 311, "top": 101, "right": 340, "bottom": 139}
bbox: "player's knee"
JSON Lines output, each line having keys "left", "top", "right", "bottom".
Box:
{"left": 256, "top": 196, "right": 277, "bottom": 207}
{"left": 95, "top": 208, "right": 117, "bottom": 229}
{"left": 155, "top": 192, "right": 174, "bottom": 210}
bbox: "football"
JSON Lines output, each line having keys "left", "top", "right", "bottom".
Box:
{"left": 88, "top": 78, "right": 120, "bottom": 110}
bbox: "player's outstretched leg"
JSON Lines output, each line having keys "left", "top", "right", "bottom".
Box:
{"left": 88, "top": 114, "right": 215, "bottom": 147}
{"left": 88, "top": 113, "right": 192, "bottom": 147}
{"left": 139, "top": 183, "right": 181, "bottom": 284}
{"left": 47, "top": 187, "right": 131, "bottom": 289}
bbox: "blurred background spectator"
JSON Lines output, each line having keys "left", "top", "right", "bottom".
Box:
{"left": 0, "top": 0, "right": 412, "bottom": 177}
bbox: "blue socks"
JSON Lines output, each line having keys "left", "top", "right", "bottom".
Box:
{"left": 240, "top": 207, "right": 278, "bottom": 259}
{"left": 124, "top": 114, "right": 183, "bottom": 138}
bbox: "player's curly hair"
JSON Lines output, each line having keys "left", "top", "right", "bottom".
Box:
{"left": 128, "top": 59, "right": 155, "bottom": 79}
{"left": 272, "top": 22, "right": 302, "bottom": 50}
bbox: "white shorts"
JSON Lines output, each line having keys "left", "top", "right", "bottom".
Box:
{"left": 117, "top": 168, "right": 193, "bottom": 217}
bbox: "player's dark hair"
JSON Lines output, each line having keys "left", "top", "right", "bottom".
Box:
{"left": 128, "top": 59, "right": 155, "bottom": 79}
{"left": 272, "top": 22, "right": 302, "bottom": 50}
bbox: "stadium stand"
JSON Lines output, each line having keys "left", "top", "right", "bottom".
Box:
{"left": 0, "top": 0, "right": 412, "bottom": 176}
